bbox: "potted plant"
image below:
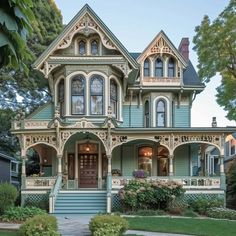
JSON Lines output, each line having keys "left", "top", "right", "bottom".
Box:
{"left": 132, "top": 169, "right": 149, "bottom": 178}
{"left": 112, "top": 169, "right": 122, "bottom": 176}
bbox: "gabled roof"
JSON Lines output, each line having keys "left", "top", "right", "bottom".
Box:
{"left": 137, "top": 30, "right": 188, "bottom": 67}
{"left": 33, "top": 4, "right": 138, "bottom": 70}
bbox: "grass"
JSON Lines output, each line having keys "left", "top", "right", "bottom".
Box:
{"left": 0, "top": 230, "right": 18, "bottom": 236}
{"left": 125, "top": 216, "right": 236, "bottom": 236}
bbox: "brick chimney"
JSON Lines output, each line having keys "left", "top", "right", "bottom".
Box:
{"left": 178, "top": 38, "right": 189, "bottom": 61}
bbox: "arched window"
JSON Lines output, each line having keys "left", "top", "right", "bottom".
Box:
{"left": 58, "top": 79, "right": 64, "bottom": 116}
{"left": 144, "top": 100, "right": 150, "bottom": 127}
{"left": 110, "top": 80, "right": 118, "bottom": 118}
{"left": 71, "top": 75, "right": 85, "bottom": 115}
{"left": 156, "top": 100, "right": 166, "bottom": 127}
{"left": 79, "top": 40, "right": 86, "bottom": 55}
{"left": 143, "top": 58, "right": 150, "bottom": 76}
{"left": 155, "top": 58, "right": 163, "bottom": 77}
{"left": 90, "top": 75, "right": 103, "bottom": 115}
{"left": 91, "top": 40, "right": 98, "bottom": 55}
{"left": 138, "top": 146, "right": 153, "bottom": 176}
{"left": 168, "top": 58, "right": 175, "bottom": 77}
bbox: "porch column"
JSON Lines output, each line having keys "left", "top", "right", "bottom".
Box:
{"left": 200, "top": 144, "right": 206, "bottom": 176}
{"left": 21, "top": 156, "right": 26, "bottom": 189}
{"left": 106, "top": 154, "right": 112, "bottom": 213}
{"left": 57, "top": 155, "right": 62, "bottom": 176}
{"left": 169, "top": 155, "right": 174, "bottom": 176}
{"left": 220, "top": 155, "right": 226, "bottom": 190}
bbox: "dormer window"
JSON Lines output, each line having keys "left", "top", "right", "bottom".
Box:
{"left": 144, "top": 59, "right": 150, "bottom": 76}
{"left": 58, "top": 79, "right": 64, "bottom": 116}
{"left": 71, "top": 75, "right": 85, "bottom": 115}
{"left": 168, "top": 58, "right": 175, "bottom": 77}
{"left": 91, "top": 40, "right": 99, "bottom": 55}
{"left": 90, "top": 75, "right": 103, "bottom": 115}
{"left": 110, "top": 80, "right": 118, "bottom": 118}
{"left": 156, "top": 99, "right": 166, "bottom": 127}
{"left": 155, "top": 58, "right": 163, "bottom": 77}
{"left": 79, "top": 40, "right": 86, "bottom": 55}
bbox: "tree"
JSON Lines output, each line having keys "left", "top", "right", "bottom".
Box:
{"left": 0, "top": 0, "right": 63, "bottom": 154}
{"left": 193, "top": 0, "right": 236, "bottom": 120}
{"left": 227, "top": 159, "right": 236, "bottom": 209}
{"left": 0, "top": 0, "right": 34, "bottom": 73}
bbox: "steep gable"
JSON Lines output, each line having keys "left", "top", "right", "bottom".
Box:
{"left": 33, "top": 4, "right": 138, "bottom": 78}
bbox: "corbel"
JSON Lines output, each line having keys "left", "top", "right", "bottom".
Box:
{"left": 190, "top": 90, "right": 196, "bottom": 108}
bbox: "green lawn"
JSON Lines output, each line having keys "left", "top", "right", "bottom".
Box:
{"left": 125, "top": 217, "right": 236, "bottom": 236}
{"left": 0, "top": 230, "right": 18, "bottom": 236}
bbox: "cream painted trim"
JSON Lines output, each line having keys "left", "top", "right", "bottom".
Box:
{"left": 152, "top": 96, "right": 170, "bottom": 127}
{"left": 54, "top": 75, "right": 66, "bottom": 109}
{"left": 21, "top": 190, "right": 49, "bottom": 194}
{"left": 185, "top": 190, "right": 224, "bottom": 194}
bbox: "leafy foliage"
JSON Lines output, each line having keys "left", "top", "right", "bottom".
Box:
{"left": 89, "top": 214, "right": 128, "bottom": 236}
{"left": 19, "top": 215, "right": 59, "bottom": 236}
{"left": 0, "top": 206, "right": 46, "bottom": 222}
{"left": 119, "top": 179, "right": 185, "bottom": 211}
{"left": 193, "top": 0, "right": 236, "bottom": 120}
{"left": 226, "top": 159, "right": 236, "bottom": 209}
{"left": 188, "top": 195, "right": 224, "bottom": 215}
{"left": 206, "top": 207, "right": 236, "bottom": 220}
{"left": 0, "top": 183, "right": 18, "bottom": 214}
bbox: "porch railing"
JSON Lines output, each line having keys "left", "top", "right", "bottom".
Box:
{"left": 25, "top": 177, "right": 56, "bottom": 189}
{"left": 49, "top": 175, "right": 62, "bottom": 213}
{"left": 112, "top": 176, "right": 221, "bottom": 189}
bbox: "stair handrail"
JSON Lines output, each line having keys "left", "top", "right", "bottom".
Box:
{"left": 49, "top": 175, "right": 62, "bottom": 213}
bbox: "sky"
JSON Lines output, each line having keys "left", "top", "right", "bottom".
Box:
{"left": 55, "top": 0, "right": 236, "bottom": 127}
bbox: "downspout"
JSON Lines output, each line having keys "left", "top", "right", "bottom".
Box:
{"left": 129, "top": 90, "right": 133, "bottom": 127}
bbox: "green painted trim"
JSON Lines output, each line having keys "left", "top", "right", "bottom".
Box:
{"left": 33, "top": 4, "right": 138, "bottom": 70}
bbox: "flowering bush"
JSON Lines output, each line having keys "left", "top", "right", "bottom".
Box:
{"left": 206, "top": 207, "right": 236, "bottom": 220}
{"left": 119, "top": 179, "right": 185, "bottom": 211}
{"left": 132, "top": 169, "right": 149, "bottom": 178}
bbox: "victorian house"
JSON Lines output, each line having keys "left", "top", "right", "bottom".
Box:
{"left": 11, "top": 4, "right": 236, "bottom": 214}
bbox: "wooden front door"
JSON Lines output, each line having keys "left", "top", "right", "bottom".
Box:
{"left": 79, "top": 154, "right": 98, "bottom": 188}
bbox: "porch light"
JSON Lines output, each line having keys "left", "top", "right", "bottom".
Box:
{"left": 85, "top": 135, "right": 91, "bottom": 152}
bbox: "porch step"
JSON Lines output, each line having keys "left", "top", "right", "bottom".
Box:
{"left": 54, "top": 191, "right": 107, "bottom": 214}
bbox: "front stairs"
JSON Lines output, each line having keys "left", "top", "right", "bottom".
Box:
{"left": 54, "top": 190, "right": 107, "bottom": 214}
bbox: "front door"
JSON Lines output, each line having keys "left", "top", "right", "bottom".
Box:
{"left": 79, "top": 154, "right": 98, "bottom": 188}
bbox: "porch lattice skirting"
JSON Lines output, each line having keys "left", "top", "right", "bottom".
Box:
{"left": 21, "top": 192, "right": 49, "bottom": 207}
{"left": 111, "top": 191, "right": 225, "bottom": 210}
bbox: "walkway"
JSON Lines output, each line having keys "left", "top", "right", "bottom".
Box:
{"left": 0, "top": 216, "right": 192, "bottom": 236}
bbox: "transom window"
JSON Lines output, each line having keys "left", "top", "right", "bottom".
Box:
{"left": 90, "top": 75, "right": 103, "bottom": 115}
{"left": 110, "top": 80, "right": 118, "bottom": 118}
{"left": 79, "top": 40, "right": 86, "bottom": 55}
{"left": 155, "top": 58, "right": 163, "bottom": 77}
{"left": 168, "top": 58, "right": 175, "bottom": 77}
{"left": 144, "top": 58, "right": 150, "bottom": 76}
{"left": 91, "top": 40, "right": 99, "bottom": 55}
{"left": 71, "top": 75, "right": 85, "bottom": 115}
{"left": 58, "top": 79, "right": 64, "bottom": 116}
{"left": 156, "top": 100, "right": 166, "bottom": 127}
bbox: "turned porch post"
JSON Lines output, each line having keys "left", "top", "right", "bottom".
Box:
{"left": 169, "top": 154, "right": 174, "bottom": 176}
{"left": 220, "top": 155, "right": 226, "bottom": 190}
{"left": 21, "top": 156, "right": 26, "bottom": 189}
{"left": 57, "top": 155, "right": 62, "bottom": 176}
{"left": 106, "top": 154, "right": 112, "bottom": 213}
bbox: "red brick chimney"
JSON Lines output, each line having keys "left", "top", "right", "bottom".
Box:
{"left": 178, "top": 38, "right": 189, "bottom": 61}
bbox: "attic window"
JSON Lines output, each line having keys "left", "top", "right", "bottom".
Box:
{"left": 155, "top": 58, "right": 163, "bottom": 77}
{"left": 168, "top": 58, "right": 175, "bottom": 77}
{"left": 144, "top": 59, "right": 150, "bottom": 76}
{"left": 79, "top": 40, "right": 86, "bottom": 55}
{"left": 91, "top": 40, "right": 98, "bottom": 55}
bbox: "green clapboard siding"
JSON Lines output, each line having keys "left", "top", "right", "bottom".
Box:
{"left": 121, "top": 105, "right": 143, "bottom": 127}
{"left": 30, "top": 103, "right": 54, "bottom": 120}
{"left": 122, "top": 145, "right": 136, "bottom": 176}
{"left": 112, "top": 146, "right": 121, "bottom": 170}
{"left": 174, "top": 145, "right": 190, "bottom": 176}
{"left": 174, "top": 105, "right": 190, "bottom": 127}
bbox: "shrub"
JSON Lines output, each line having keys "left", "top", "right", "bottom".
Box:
{"left": 181, "top": 209, "right": 199, "bottom": 218}
{"left": 0, "top": 183, "right": 18, "bottom": 214}
{"left": 167, "top": 197, "right": 189, "bottom": 215}
{"left": 0, "top": 206, "right": 46, "bottom": 222}
{"left": 188, "top": 196, "right": 224, "bottom": 215}
{"left": 19, "top": 215, "right": 59, "bottom": 236}
{"left": 206, "top": 207, "right": 236, "bottom": 220}
{"left": 132, "top": 209, "right": 166, "bottom": 216}
{"left": 119, "top": 179, "right": 185, "bottom": 211}
{"left": 89, "top": 214, "right": 128, "bottom": 236}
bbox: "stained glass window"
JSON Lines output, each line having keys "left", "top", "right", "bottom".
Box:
{"left": 156, "top": 100, "right": 165, "bottom": 127}
{"left": 110, "top": 80, "right": 117, "bottom": 118}
{"left": 168, "top": 58, "right": 175, "bottom": 77}
{"left": 155, "top": 58, "right": 163, "bottom": 77}
{"left": 71, "top": 75, "right": 85, "bottom": 115}
{"left": 90, "top": 75, "right": 103, "bottom": 115}
{"left": 144, "top": 58, "right": 150, "bottom": 76}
